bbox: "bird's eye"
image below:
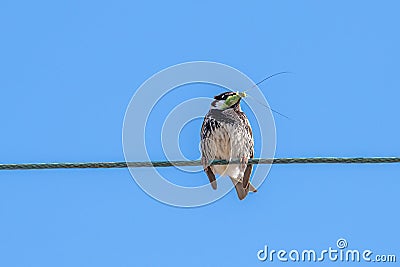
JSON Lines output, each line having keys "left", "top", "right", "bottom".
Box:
{"left": 214, "top": 92, "right": 235, "bottom": 101}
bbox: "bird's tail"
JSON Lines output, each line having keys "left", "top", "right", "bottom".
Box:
{"left": 248, "top": 182, "right": 257, "bottom": 193}
{"left": 229, "top": 177, "right": 257, "bottom": 200}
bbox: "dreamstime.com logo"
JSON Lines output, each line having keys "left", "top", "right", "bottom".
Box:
{"left": 257, "top": 238, "right": 397, "bottom": 263}
{"left": 122, "top": 61, "right": 277, "bottom": 207}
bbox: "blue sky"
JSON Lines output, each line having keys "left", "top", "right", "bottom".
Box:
{"left": 0, "top": 0, "right": 399, "bottom": 266}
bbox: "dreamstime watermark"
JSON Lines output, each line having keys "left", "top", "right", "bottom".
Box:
{"left": 122, "top": 61, "right": 277, "bottom": 207}
{"left": 257, "top": 238, "right": 397, "bottom": 263}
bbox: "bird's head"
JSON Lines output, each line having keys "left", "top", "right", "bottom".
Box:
{"left": 211, "top": 91, "right": 246, "bottom": 110}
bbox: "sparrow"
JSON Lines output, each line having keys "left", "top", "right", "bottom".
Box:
{"left": 201, "top": 91, "right": 257, "bottom": 200}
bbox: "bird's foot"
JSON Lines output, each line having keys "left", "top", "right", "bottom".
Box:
{"left": 201, "top": 156, "right": 211, "bottom": 168}
{"left": 239, "top": 156, "right": 248, "bottom": 172}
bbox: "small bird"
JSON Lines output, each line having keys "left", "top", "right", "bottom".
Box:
{"left": 201, "top": 91, "right": 257, "bottom": 200}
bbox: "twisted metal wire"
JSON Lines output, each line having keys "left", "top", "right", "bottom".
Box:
{"left": 0, "top": 157, "right": 399, "bottom": 170}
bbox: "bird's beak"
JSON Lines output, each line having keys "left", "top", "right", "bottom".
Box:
{"left": 238, "top": 91, "right": 247, "bottom": 98}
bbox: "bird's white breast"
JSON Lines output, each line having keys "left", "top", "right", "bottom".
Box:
{"left": 206, "top": 123, "right": 250, "bottom": 179}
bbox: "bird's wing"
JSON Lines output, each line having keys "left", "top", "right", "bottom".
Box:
{"left": 242, "top": 163, "right": 252, "bottom": 191}
{"left": 242, "top": 114, "right": 254, "bottom": 190}
{"left": 201, "top": 115, "right": 219, "bottom": 190}
{"left": 205, "top": 166, "right": 217, "bottom": 190}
